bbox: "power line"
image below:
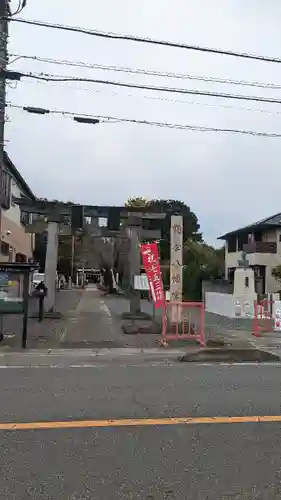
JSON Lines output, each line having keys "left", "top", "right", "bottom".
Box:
{"left": 12, "top": 70, "right": 281, "bottom": 106}
{"left": 6, "top": 17, "right": 281, "bottom": 65}
{"left": 7, "top": 103, "right": 281, "bottom": 137}
{"left": 10, "top": 1, "right": 27, "bottom": 16}
{"left": 9, "top": 53, "right": 281, "bottom": 90}
{"left": 18, "top": 77, "right": 281, "bottom": 117}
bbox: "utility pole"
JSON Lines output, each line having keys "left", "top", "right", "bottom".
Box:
{"left": 0, "top": 0, "right": 9, "bottom": 237}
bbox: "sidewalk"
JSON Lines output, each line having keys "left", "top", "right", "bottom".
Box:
{"left": 59, "top": 286, "right": 125, "bottom": 349}
{"left": 104, "top": 294, "right": 281, "bottom": 354}
{"left": 2, "top": 287, "right": 280, "bottom": 357}
{"left": 61, "top": 288, "right": 167, "bottom": 350}
{"left": 0, "top": 288, "right": 206, "bottom": 351}
{"left": 0, "top": 289, "right": 83, "bottom": 350}
{"left": 0, "top": 287, "right": 163, "bottom": 350}
{"left": 225, "top": 328, "right": 281, "bottom": 355}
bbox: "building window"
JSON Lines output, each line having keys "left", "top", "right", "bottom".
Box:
{"left": 254, "top": 231, "right": 262, "bottom": 242}
{"left": 15, "top": 253, "right": 27, "bottom": 263}
{"left": 227, "top": 267, "right": 235, "bottom": 283}
{"left": 237, "top": 233, "right": 249, "bottom": 251}
{"left": 0, "top": 241, "right": 9, "bottom": 256}
{"left": 20, "top": 211, "right": 30, "bottom": 226}
{"left": 245, "top": 277, "right": 249, "bottom": 288}
{"left": 227, "top": 236, "right": 236, "bottom": 253}
{"left": 0, "top": 170, "right": 11, "bottom": 209}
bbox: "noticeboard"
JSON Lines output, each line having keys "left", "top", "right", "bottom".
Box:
{"left": 134, "top": 274, "right": 149, "bottom": 291}
{"left": 0, "top": 268, "right": 25, "bottom": 314}
{"left": 0, "top": 262, "right": 38, "bottom": 348}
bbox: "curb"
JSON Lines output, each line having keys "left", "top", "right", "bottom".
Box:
{"left": 179, "top": 348, "right": 280, "bottom": 363}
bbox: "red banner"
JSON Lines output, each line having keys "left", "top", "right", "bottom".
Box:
{"left": 140, "top": 242, "right": 165, "bottom": 308}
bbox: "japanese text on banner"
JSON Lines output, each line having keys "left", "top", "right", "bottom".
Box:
{"left": 140, "top": 242, "right": 164, "bottom": 308}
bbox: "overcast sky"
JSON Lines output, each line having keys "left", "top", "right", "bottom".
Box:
{"left": 5, "top": 0, "right": 281, "bottom": 244}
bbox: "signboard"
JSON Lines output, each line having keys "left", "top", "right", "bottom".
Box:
{"left": 273, "top": 301, "right": 281, "bottom": 331}
{"left": 134, "top": 274, "right": 149, "bottom": 291}
{"left": 234, "top": 299, "right": 254, "bottom": 318}
{"left": 0, "top": 272, "right": 9, "bottom": 288}
{"left": 0, "top": 262, "right": 39, "bottom": 349}
{"left": 0, "top": 271, "right": 24, "bottom": 314}
{"left": 140, "top": 242, "right": 164, "bottom": 308}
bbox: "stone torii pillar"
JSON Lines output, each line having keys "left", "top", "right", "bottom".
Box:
{"left": 127, "top": 216, "right": 142, "bottom": 315}
{"left": 44, "top": 214, "right": 60, "bottom": 312}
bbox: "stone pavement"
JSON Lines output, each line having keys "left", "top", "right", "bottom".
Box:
{"left": 222, "top": 327, "right": 281, "bottom": 356}
{"left": 203, "top": 310, "right": 281, "bottom": 358}
{"left": 59, "top": 286, "right": 125, "bottom": 349}
{"left": 61, "top": 287, "right": 169, "bottom": 350}
{"left": 0, "top": 287, "right": 166, "bottom": 351}
{"left": 1, "top": 286, "right": 281, "bottom": 356}
{"left": 0, "top": 289, "right": 83, "bottom": 350}
{"left": 102, "top": 294, "right": 253, "bottom": 349}
{"left": 104, "top": 294, "right": 281, "bottom": 355}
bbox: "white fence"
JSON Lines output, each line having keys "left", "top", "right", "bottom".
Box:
{"left": 205, "top": 292, "right": 257, "bottom": 319}
{"left": 205, "top": 292, "right": 281, "bottom": 325}
{"left": 205, "top": 292, "right": 237, "bottom": 318}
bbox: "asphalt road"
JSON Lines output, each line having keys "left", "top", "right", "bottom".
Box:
{"left": 1, "top": 354, "right": 281, "bottom": 499}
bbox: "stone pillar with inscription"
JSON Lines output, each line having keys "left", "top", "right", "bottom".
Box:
{"left": 170, "top": 215, "right": 183, "bottom": 322}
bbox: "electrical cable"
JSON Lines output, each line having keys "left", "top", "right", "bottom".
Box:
{"left": 10, "top": 1, "right": 26, "bottom": 16}
{"left": 7, "top": 103, "right": 281, "bottom": 138}
{"left": 8, "top": 53, "right": 281, "bottom": 90}
{"left": 5, "top": 17, "right": 281, "bottom": 65}
{"left": 17, "top": 77, "right": 281, "bottom": 117}
{"left": 10, "top": 1, "right": 21, "bottom": 15}
{"left": 13, "top": 70, "right": 281, "bottom": 106}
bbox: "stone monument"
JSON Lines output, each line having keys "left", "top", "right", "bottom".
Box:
{"left": 233, "top": 250, "right": 257, "bottom": 317}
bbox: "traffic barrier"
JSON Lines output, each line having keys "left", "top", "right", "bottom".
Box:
{"left": 162, "top": 301, "right": 205, "bottom": 345}
{"left": 253, "top": 300, "right": 274, "bottom": 337}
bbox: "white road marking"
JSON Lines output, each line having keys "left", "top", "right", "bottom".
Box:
{"left": 99, "top": 300, "right": 112, "bottom": 319}
{"left": 84, "top": 284, "right": 99, "bottom": 292}
{"left": 59, "top": 327, "right": 68, "bottom": 342}
{"left": 0, "top": 348, "right": 198, "bottom": 356}
{"left": 0, "top": 362, "right": 279, "bottom": 369}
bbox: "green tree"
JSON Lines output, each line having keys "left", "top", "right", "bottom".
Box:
{"left": 125, "top": 197, "right": 202, "bottom": 260}
{"left": 125, "top": 197, "right": 150, "bottom": 208}
{"left": 149, "top": 199, "right": 202, "bottom": 241}
{"left": 124, "top": 196, "right": 223, "bottom": 300}
{"left": 182, "top": 241, "right": 224, "bottom": 299}
{"left": 272, "top": 265, "right": 281, "bottom": 283}
{"left": 147, "top": 199, "right": 202, "bottom": 261}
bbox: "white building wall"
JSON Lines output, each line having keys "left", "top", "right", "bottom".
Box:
{"left": 224, "top": 228, "right": 281, "bottom": 293}
{"left": 0, "top": 175, "right": 33, "bottom": 261}
{"left": 3, "top": 180, "right": 22, "bottom": 225}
